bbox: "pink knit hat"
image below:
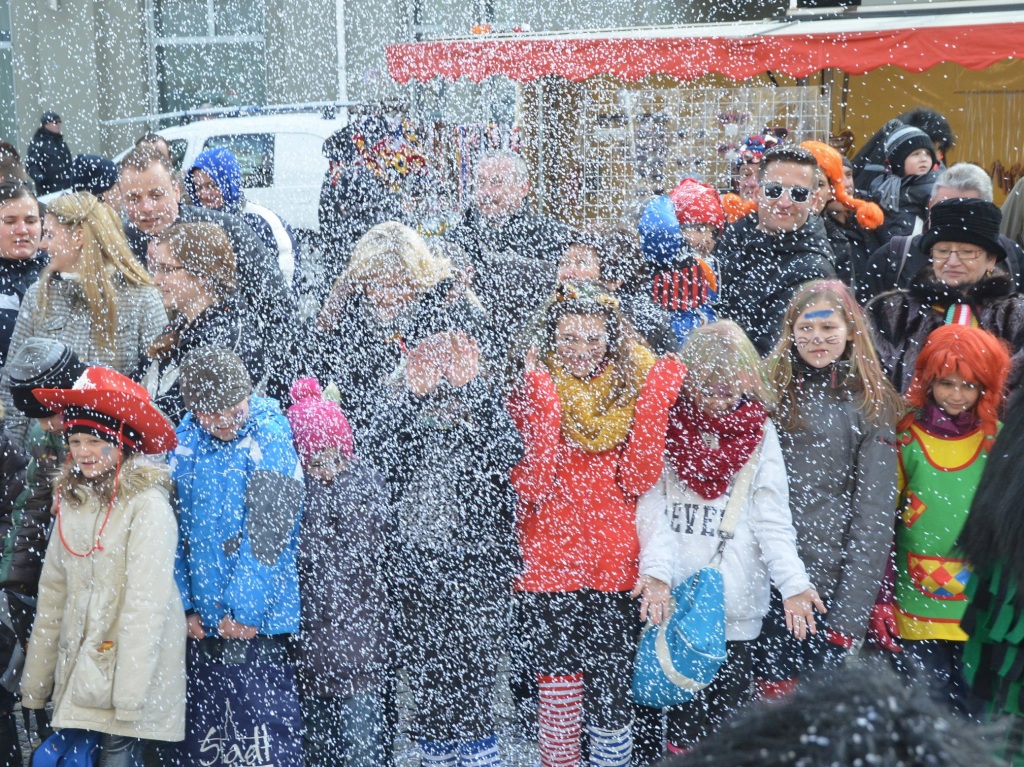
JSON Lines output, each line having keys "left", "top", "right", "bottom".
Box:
{"left": 286, "top": 377, "right": 354, "bottom": 463}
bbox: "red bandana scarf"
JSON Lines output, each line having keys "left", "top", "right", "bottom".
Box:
{"left": 666, "top": 396, "right": 767, "bottom": 500}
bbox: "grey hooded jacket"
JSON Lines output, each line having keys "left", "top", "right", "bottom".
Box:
{"left": 777, "top": 361, "right": 898, "bottom": 639}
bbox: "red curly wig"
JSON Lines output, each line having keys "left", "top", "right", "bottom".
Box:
{"left": 902, "top": 324, "right": 1011, "bottom": 438}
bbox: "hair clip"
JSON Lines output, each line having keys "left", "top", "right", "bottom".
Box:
{"left": 557, "top": 283, "right": 580, "bottom": 302}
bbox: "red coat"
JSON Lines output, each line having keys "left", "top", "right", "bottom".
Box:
{"left": 509, "top": 357, "right": 686, "bottom": 593}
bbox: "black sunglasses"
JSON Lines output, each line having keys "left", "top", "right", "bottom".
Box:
{"left": 760, "top": 182, "right": 813, "bottom": 203}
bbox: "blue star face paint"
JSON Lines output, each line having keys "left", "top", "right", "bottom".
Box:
{"left": 805, "top": 309, "right": 834, "bottom": 319}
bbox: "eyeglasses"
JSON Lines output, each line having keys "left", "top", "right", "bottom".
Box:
{"left": 147, "top": 261, "right": 187, "bottom": 276}
{"left": 760, "top": 182, "right": 813, "bottom": 203}
{"left": 931, "top": 247, "right": 986, "bottom": 263}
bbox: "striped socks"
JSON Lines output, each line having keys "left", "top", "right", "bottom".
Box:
{"left": 421, "top": 739, "right": 458, "bottom": 767}
{"left": 538, "top": 673, "right": 584, "bottom": 767}
{"left": 460, "top": 735, "right": 502, "bottom": 767}
{"left": 587, "top": 724, "right": 632, "bottom": 767}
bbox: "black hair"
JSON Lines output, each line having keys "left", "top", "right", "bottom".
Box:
{"left": 900, "top": 107, "right": 956, "bottom": 155}
{"left": 667, "top": 661, "right": 1006, "bottom": 767}
{"left": 0, "top": 179, "right": 36, "bottom": 205}
{"left": 958, "top": 394, "right": 1024, "bottom": 595}
{"left": 758, "top": 146, "right": 819, "bottom": 179}
{"left": 595, "top": 226, "right": 649, "bottom": 292}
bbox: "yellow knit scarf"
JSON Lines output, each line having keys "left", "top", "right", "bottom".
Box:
{"left": 548, "top": 344, "right": 657, "bottom": 453}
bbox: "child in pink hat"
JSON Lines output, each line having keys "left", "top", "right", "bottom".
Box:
{"left": 287, "top": 377, "right": 354, "bottom": 480}
{"left": 285, "top": 377, "right": 392, "bottom": 767}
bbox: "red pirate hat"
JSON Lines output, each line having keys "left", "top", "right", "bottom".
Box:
{"left": 33, "top": 366, "right": 177, "bottom": 454}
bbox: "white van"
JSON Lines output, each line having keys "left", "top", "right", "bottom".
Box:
{"left": 116, "top": 111, "right": 349, "bottom": 233}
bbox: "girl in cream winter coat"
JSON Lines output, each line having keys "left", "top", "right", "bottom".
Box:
{"left": 20, "top": 367, "right": 185, "bottom": 766}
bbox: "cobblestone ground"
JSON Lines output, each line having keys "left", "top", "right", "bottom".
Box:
{"left": 394, "top": 658, "right": 540, "bottom": 767}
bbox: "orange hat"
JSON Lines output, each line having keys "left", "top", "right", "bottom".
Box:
{"left": 721, "top": 192, "right": 758, "bottom": 224}
{"left": 801, "top": 140, "right": 884, "bottom": 230}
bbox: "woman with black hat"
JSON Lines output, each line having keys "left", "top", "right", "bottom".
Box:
{"left": 868, "top": 197, "right": 1024, "bottom": 398}
{"left": 19, "top": 366, "right": 185, "bottom": 767}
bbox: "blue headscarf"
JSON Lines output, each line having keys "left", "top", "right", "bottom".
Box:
{"left": 185, "top": 147, "right": 243, "bottom": 214}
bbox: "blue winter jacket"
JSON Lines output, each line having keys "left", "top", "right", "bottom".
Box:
{"left": 172, "top": 395, "right": 304, "bottom": 635}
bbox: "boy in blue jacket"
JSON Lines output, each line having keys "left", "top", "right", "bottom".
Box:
{"left": 171, "top": 345, "right": 305, "bottom": 767}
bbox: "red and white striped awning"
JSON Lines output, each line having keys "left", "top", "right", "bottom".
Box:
{"left": 386, "top": 2, "right": 1024, "bottom": 83}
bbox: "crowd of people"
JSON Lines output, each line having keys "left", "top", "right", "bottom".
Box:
{"left": 0, "top": 104, "right": 1021, "bottom": 767}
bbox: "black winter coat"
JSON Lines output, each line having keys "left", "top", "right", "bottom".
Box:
{"left": 134, "top": 296, "right": 265, "bottom": 424}
{"left": 867, "top": 171, "right": 936, "bottom": 248}
{"left": 304, "top": 280, "right": 489, "bottom": 440}
{"left": 126, "top": 205, "right": 296, "bottom": 399}
{"left": 315, "top": 168, "right": 402, "bottom": 305}
{"left": 446, "top": 206, "right": 569, "bottom": 357}
{"left": 867, "top": 271, "right": 1024, "bottom": 396}
{"left": 25, "top": 129, "right": 71, "bottom": 195}
{"left": 859, "top": 234, "right": 1024, "bottom": 304}
{"left": 0, "top": 253, "right": 47, "bottom": 367}
{"left": 295, "top": 459, "right": 392, "bottom": 697}
{"left": 0, "top": 423, "right": 58, "bottom": 622}
{"left": 715, "top": 214, "right": 836, "bottom": 355}
{"left": 364, "top": 376, "right": 523, "bottom": 594}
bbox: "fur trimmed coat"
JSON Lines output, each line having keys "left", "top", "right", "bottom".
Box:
{"left": 867, "top": 271, "right": 1024, "bottom": 396}
{"left": 20, "top": 457, "right": 186, "bottom": 741}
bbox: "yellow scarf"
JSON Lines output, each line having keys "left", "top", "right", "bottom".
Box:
{"left": 548, "top": 344, "right": 657, "bottom": 453}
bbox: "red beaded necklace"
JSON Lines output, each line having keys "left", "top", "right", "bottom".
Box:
{"left": 56, "top": 437, "right": 125, "bottom": 559}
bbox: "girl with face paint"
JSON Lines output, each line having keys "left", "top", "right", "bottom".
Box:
{"left": 756, "top": 281, "right": 904, "bottom": 698}
{"left": 19, "top": 367, "right": 184, "bottom": 767}
{"left": 874, "top": 324, "right": 1009, "bottom": 715}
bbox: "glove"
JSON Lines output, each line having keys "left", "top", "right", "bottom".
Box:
{"left": 826, "top": 630, "right": 854, "bottom": 650}
{"left": 867, "top": 603, "right": 902, "bottom": 653}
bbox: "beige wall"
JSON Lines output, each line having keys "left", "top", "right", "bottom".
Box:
{"left": 10, "top": 0, "right": 103, "bottom": 154}
{"left": 265, "top": 0, "right": 338, "bottom": 104}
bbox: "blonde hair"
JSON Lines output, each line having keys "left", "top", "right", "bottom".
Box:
{"left": 768, "top": 280, "right": 904, "bottom": 430}
{"left": 679, "top": 320, "right": 776, "bottom": 409}
{"left": 40, "top": 192, "right": 152, "bottom": 352}
{"left": 342, "top": 221, "right": 452, "bottom": 293}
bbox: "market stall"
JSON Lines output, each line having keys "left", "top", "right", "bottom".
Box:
{"left": 386, "top": 1, "right": 1024, "bottom": 225}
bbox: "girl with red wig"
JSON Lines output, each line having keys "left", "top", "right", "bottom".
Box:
{"left": 870, "top": 323, "right": 1010, "bottom": 713}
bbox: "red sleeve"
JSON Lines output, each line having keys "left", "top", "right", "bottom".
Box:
{"left": 508, "top": 370, "right": 563, "bottom": 506}
{"left": 618, "top": 357, "right": 686, "bottom": 497}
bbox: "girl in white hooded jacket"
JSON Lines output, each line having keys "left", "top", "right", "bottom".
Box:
{"left": 635, "top": 321, "right": 823, "bottom": 755}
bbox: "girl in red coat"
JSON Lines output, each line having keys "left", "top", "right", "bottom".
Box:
{"left": 508, "top": 281, "right": 686, "bottom": 767}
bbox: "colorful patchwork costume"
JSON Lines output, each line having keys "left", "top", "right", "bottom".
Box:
{"left": 895, "top": 419, "right": 994, "bottom": 640}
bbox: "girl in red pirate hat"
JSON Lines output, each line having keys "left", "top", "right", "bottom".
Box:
{"left": 20, "top": 366, "right": 185, "bottom": 767}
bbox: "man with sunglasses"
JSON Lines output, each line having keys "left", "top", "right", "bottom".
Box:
{"left": 716, "top": 146, "right": 836, "bottom": 355}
